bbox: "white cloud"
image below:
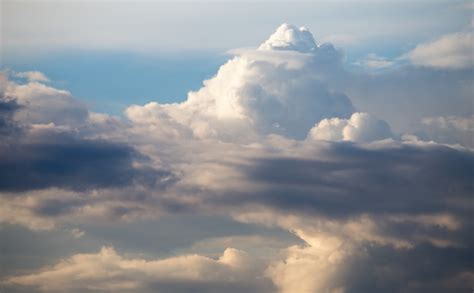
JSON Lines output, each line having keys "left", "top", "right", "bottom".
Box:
{"left": 5, "top": 246, "right": 270, "bottom": 292}
{"left": 307, "top": 112, "right": 393, "bottom": 143}
{"left": 407, "top": 32, "right": 474, "bottom": 69}
{"left": 126, "top": 24, "right": 353, "bottom": 141}
{"left": 70, "top": 228, "right": 85, "bottom": 239}
{"left": 266, "top": 234, "right": 352, "bottom": 293}
{"left": 258, "top": 23, "right": 317, "bottom": 53}
{"left": 2, "top": 74, "right": 89, "bottom": 126}
{"left": 234, "top": 210, "right": 421, "bottom": 292}
{"left": 15, "top": 71, "right": 50, "bottom": 82}
{"left": 355, "top": 53, "right": 394, "bottom": 69}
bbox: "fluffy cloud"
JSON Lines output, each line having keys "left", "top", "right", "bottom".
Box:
{"left": 236, "top": 203, "right": 472, "bottom": 292}
{"left": 258, "top": 23, "right": 317, "bottom": 52}
{"left": 10, "top": 85, "right": 88, "bottom": 127}
{"left": 0, "top": 83, "right": 173, "bottom": 193}
{"left": 5, "top": 246, "right": 272, "bottom": 293}
{"left": 126, "top": 23, "right": 353, "bottom": 141}
{"left": 2, "top": 24, "right": 474, "bottom": 293}
{"left": 307, "top": 112, "right": 393, "bottom": 142}
{"left": 407, "top": 32, "right": 474, "bottom": 69}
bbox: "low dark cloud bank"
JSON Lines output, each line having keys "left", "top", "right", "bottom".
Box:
{"left": 243, "top": 143, "right": 473, "bottom": 217}
{"left": 0, "top": 94, "right": 174, "bottom": 193}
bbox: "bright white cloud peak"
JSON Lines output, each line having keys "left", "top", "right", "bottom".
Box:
{"left": 127, "top": 24, "right": 357, "bottom": 141}
{"left": 258, "top": 23, "right": 317, "bottom": 53}
{"left": 308, "top": 112, "right": 393, "bottom": 143}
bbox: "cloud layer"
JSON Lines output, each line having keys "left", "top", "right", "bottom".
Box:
{"left": 1, "top": 23, "right": 473, "bottom": 293}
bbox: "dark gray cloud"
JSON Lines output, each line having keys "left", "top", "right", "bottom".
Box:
{"left": 241, "top": 142, "right": 473, "bottom": 218}
{"left": 0, "top": 94, "right": 175, "bottom": 193}
{"left": 144, "top": 279, "right": 275, "bottom": 293}
{"left": 227, "top": 141, "right": 474, "bottom": 292}
{"left": 0, "top": 135, "right": 172, "bottom": 192}
{"left": 343, "top": 244, "right": 474, "bottom": 293}
{"left": 0, "top": 94, "right": 21, "bottom": 140}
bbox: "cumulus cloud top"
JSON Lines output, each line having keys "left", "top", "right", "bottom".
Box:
{"left": 258, "top": 23, "right": 317, "bottom": 53}
{"left": 127, "top": 24, "right": 353, "bottom": 141}
{"left": 308, "top": 112, "right": 393, "bottom": 143}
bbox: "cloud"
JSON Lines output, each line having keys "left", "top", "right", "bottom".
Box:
{"left": 231, "top": 141, "right": 473, "bottom": 221}
{"left": 126, "top": 24, "right": 353, "bottom": 141}
{"left": 2, "top": 23, "right": 474, "bottom": 293}
{"left": 5, "top": 246, "right": 273, "bottom": 293}
{"left": 0, "top": 93, "right": 21, "bottom": 141}
{"left": 334, "top": 64, "right": 473, "bottom": 138}
{"left": 0, "top": 73, "right": 175, "bottom": 193}
{"left": 307, "top": 112, "right": 393, "bottom": 142}
{"left": 258, "top": 23, "right": 317, "bottom": 53}
{"left": 15, "top": 71, "right": 50, "bottom": 82}
{"left": 0, "top": 133, "right": 170, "bottom": 192}
{"left": 417, "top": 115, "right": 474, "bottom": 147}
{"left": 355, "top": 53, "right": 394, "bottom": 69}
{"left": 70, "top": 228, "right": 85, "bottom": 239}
{"left": 4, "top": 78, "right": 89, "bottom": 126}
{"left": 0, "top": 119, "right": 172, "bottom": 194}
{"left": 422, "top": 115, "right": 473, "bottom": 132}
{"left": 236, "top": 204, "right": 473, "bottom": 292}
{"left": 407, "top": 32, "right": 474, "bottom": 69}
{"left": 266, "top": 232, "right": 352, "bottom": 293}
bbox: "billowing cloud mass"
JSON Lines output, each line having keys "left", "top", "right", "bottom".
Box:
{"left": 258, "top": 24, "right": 317, "bottom": 52}
{"left": 408, "top": 31, "right": 474, "bottom": 69}
{"left": 307, "top": 112, "right": 393, "bottom": 142}
{"left": 127, "top": 24, "right": 353, "bottom": 141}
{"left": 6, "top": 246, "right": 272, "bottom": 293}
{"left": 1, "top": 23, "right": 473, "bottom": 293}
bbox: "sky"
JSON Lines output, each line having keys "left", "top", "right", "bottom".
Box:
{"left": 1, "top": 1, "right": 473, "bottom": 292}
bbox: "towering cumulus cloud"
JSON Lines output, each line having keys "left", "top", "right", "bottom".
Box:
{"left": 127, "top": 23, "right": 354, "bottom": 141}
{"left": 2, "top": 24, "right": 473, "bottom": 293}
